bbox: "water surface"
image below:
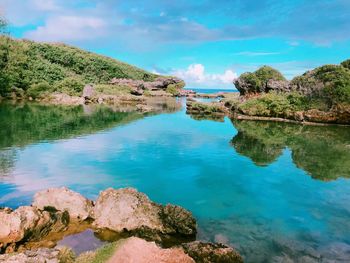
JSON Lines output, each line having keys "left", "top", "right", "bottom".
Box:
{"left": 0, "top": 100, "right": 350, "bottom": 262}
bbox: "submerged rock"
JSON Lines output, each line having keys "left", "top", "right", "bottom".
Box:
{"left": 33, "top": 187, "right": 94, "bottom": 222}
{"left": 92, "top": 188, "right": 197, "bottom": 243}
{"left": 106, "top": 237, "right": 194, "bottom": 263}
{"left": 182, "top": 241, "right": 243, "bottom": 263}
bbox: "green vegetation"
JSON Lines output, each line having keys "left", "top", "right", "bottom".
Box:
{"left": 231, "top": 120, "right": 350, "bottom": 181}
{"left": 237, "top": 92, "right": 309, "bottom": 117}
{"left": 238, "top": 66, "right": 286, "bottom": 93}
{"left": 76, "top": 241, "right": 119, "bottom": 263}
{"left": 341, "top": 59, "right": 350, "bottom": 70}
{"left": 0, "top": 36, "right": 158, "bottom": 97}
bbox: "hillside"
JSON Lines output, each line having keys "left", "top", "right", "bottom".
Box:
{"left": 0, "top": 36, "right": 158, "bottom": 97}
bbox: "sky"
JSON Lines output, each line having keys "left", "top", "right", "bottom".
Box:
{"left": 1, "top": 0, "right": 350, "bottom": 89}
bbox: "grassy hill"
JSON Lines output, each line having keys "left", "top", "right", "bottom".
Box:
{"left": 0, "top": 36, "right": 158, "bottom": 97}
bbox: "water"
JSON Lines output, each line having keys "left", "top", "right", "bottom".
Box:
{"left": 1, "top": 101, "right": 350, "bottom": 262}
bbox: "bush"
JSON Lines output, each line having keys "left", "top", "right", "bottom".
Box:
{"left": 238, "top": 92, "right": 307, "bottom": 117}
{"left": 54, "top": 77, "right": 85, "bottom": 96}
{"left": 166, "top": 84, "right": 180, "bottom": 96}
{"left": 341, "top": 59, "right": 350, "bottom": 70}
{"left": 255, "top": 66, "right": 286, "bottom": 83}
{"left": 27, "top": 82, "right": 53, "bottom": 98}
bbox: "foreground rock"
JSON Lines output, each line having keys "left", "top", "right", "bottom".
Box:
{"left": 106, "top": 237, "right": 194, "bottom": 263}
{"left": 186, "top": 100, "right": 226, "bottom": 122}
{"left": 182, "top": 241, "right": 244, "bottom": 263}
{"left": 0, "top": 207, "right": 69, "bottom": 253}
{"left": 0, "top": 248, "right": 65, "bottom": 263}
{"left": 33, "top": 187, "right": 94, "bottom": 222}
{"left": 93, "top": 188, "right": 196, "bottom": 243}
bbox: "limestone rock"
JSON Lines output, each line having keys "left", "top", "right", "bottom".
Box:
{"left": 32, "top": 187, "right": 94, "bottom": 221}
{"left": 106, "top": 237, "right": 194, "bottom": 263}
{"left": 92, "top": 188, "right": 196, "bottom": 242}
{"left": 82, "top": 84, "right": 95, "bottom": 99}
{"left": 0, "top": 206, "right": 69, "bottom": 252}
{"left": 0, "top": 248, "right": 71, "bottom": 263}
{"left": 182, "top": 241, "right": 243, "bottom": 263}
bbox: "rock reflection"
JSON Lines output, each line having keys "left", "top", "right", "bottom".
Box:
{"left": 231, "top": 120, "right": 350, "bottom": 181}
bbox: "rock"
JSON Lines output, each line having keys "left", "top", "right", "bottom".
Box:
{"left": 32, "top": 187, "right": 94, "bottom": 222}
{"left": 266, "top": 79, "right": 290, "bottom": 93}
{"left": 0, "top": 206, "right": 69, "bottom": 252}
{"left": 0, "top": 247, "right": 73, "bottom": 263}
{"left": 93, "top": 188, "right": 196, "bottom": 242}
{"left": 0, "top": 248, "right": 59, "bottom": 263}
{"left": 160, "top": 204, "right": 197, "bottom": 237}
{"left": 106, "top": 237, "right": 194, "bottom": 263}
{"left": 234, "top": 66, "right": 286, "bottom": 95}
{"left": 110, "top": 77, "right": 184, "bottom": 92}
{"left": 182, "top": 241, "right": 243, "bottom": 263}
{"left": 82, "top": 84, "right": 95, "bottom": 99}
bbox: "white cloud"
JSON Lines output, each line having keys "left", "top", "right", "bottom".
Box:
{"left": 173, "top": 64, "right": 237, "bottom": 89}
{"left": 25, "top": 15, "right": 107, "bottom": 42}
{"left": 31, "top": 0, "right": 60, "bottom": 11}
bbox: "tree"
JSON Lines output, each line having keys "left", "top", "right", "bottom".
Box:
{"left": 0, "top": 16, "right": 9, "bottom": 96}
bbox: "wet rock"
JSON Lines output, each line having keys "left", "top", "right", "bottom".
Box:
{"left": 0, "top": 206, "right": 69, "bottom": 252}
{"left": 106, "top": 237, "right": 194, "bottom": 263}
{"left": 182, "top": 241, "right": 243, "bottom": 263}
{"left": 33, "top": 187, "right": 94, "bottom": 222}
{"left": 92, "top": 188, "right": 196, "bottom": 243}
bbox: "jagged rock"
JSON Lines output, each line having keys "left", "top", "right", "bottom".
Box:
{"left": 0, "top": 206, "right": 69, "bottom": 252}
{"left": 234, "top": 66, "right": 286, "bottom": 95}
{"left": 110, "top": 77, "right": 184, "bottom": 92}
{"left": 266, "top": 79, "right": 290, "bottom": 93}
{"left": 182, "top": 241, "right": 243, "bottom": 263}
{"left": 92, "top": 188, "right": 196, "bottom": 242}
{"left": 106, "top": 237, "right": 194, "bottom": 263}
{"left": 32, "top": 187, "right": 94, "bottom": 222}
{"left": 82, "top": 84, "right": 95, "bottom": 99}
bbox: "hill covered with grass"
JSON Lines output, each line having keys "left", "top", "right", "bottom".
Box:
{"left": 0, "top": 36, "right": 158, "bottom": 98}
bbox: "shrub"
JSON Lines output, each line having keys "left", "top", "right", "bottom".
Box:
{"left": 341, "top": 59, "right": 350, "bottom": 70}
{"left": 54, "top": 77, "right": 85, "bottom": 96}
{"left": 255, "top": 66, "right": 286, "bottom": 83}
{"left": 26, "top": 82, "right": 53, "bottom": 98}
{"left": 166, "top": 84, "right": 180, "bottom": 96}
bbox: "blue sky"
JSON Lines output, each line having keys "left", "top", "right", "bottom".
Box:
{"left": 1, "top": 0, "right": 350, "bottom": 89}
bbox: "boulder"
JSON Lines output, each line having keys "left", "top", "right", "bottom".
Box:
{"left": 182, "top": 241, "right": 243, "bottom": 263}
{"left": 0, "top": 206, "right": 69, "bottom": 252}
{"left": 82, "top": 84, "right": 95, "bottom": 99}
{"left": 92, "top": 188, "right": 196, "bottom": 242}
{"left": 106, "top": 237, "right": 194, "bottom": 263}
{"left": 32, "top": 187, "right": 93, "bottom": 221}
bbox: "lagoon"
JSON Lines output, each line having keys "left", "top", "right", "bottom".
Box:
{"left": 0, "top": 100, "right": 350, "bottom": 262}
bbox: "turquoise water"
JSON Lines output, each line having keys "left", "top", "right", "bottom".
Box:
{"left": 1, "top": 101, "right": 350, "bottom": 262}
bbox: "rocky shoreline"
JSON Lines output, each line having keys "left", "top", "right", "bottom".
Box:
{"left": 0, "top": 187, "right": 243, "bottom": 263}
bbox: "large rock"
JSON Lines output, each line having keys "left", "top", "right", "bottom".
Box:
{"left": 234, "top": 66, "right": 287, "bottom": 95}
{"left": 92, "top": 188, "right": 196, "bottom": 242}
{"left": 32, "top": 187, "right": 93, "bottom": 221}
{"left": 182, "top": 241, "right": 243, "bottom": 263}
{"left": 82, "top": 84, "right": 95, "bottom": 99}
{"left": 106, "top": 237, "right": 194, "bottom": 263}
{"left": 0, "top": 206, "right": 69, "bottom": 252}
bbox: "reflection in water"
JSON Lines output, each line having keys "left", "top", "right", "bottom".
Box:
{"left": 0, "top": 100, "right": 181, "bottom": 178}
{"left": 1, "top": 100, "right": 350, "bottom": 262}
{"left": 231, "top": 120, "right": 350, "bottom": 181}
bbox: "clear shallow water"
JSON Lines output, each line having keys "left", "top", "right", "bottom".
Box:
{"left": 1, "top": 101, "right": 350, "bottom": 262}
